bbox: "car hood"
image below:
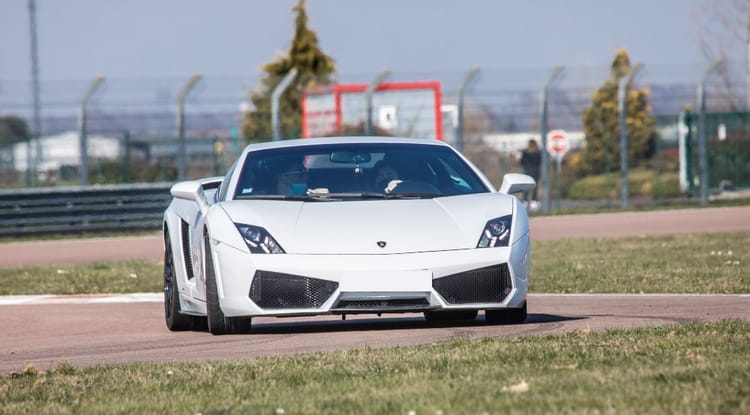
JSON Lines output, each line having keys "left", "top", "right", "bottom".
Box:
{"left": 220, "top": 193, "right": 514, "bottom": 255}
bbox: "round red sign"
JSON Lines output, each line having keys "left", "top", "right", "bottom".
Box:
{"left": 546, "top": 129, "right": 569, "bottom": 156}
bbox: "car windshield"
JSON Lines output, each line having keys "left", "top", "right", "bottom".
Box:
{"left": 233, "top": 142, "right": 489, "bottom": 200}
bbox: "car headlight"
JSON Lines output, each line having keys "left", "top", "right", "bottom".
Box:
{"left": 477, "top": 215, "right": 512, "bottom": 248}
{"left": 235, "top": 224, "right": 285, "bottom": 254}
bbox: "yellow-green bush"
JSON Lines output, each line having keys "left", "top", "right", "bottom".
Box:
{"left": 568, "top": 169, "right": 679, "bottom": 200}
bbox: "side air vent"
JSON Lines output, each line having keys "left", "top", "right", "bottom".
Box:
{"left": 180, "top": 219, "right": 195, "bottom": 280}
{"left": 433, "top": 264, "right": 512, "bottom": 304}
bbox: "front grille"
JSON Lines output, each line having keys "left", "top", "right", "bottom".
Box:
{"left": 180, "top": 219, "right": 195, "bottom": 280}
{"left": 334, "top": 298, "right": 430, "bottom": 311}
{"left": 249, "top": 270, "right": 338, "bottom": 309}
{"left": 433, "top": 264, "right": 512, "bottom": 304}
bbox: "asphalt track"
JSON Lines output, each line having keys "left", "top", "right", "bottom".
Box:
{"left": 1, "top": 206, "right": 749, "bottom": 267}
{"left": 1, "top": 206, "right": 748, "bottom": 374}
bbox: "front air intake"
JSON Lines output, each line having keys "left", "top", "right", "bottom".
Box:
{"left": 433, "top": 264, "right": 512, "bottom": 304}
{"left": 249, "top": 271, "right": 338, "bottom": 309}
{"left": 333, "top": 298, "right": 431, "bottom": 312}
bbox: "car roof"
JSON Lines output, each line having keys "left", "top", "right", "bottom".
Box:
{"left": 242, "top": 136, "right": 452, "bottom": 154}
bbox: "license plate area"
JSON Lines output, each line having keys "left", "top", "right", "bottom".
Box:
{"left": 339, "top": 270, "right": 432, "bottom": 292}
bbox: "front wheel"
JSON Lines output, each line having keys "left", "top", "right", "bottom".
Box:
{"left": 204, "top": 232, "right": 251, "bottom": 335}
{"left": 485, "top": 301, "right": 527, "bottom": 325}
{"left": 164, "top": 232, "right": 192, "bottom": 331}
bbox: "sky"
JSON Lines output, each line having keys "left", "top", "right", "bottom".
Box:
{"left": 0, "top": 0, "right": 741, "bottom": 82}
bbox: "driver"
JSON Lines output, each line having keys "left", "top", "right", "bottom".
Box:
{"left": 275, "top": 157, "right": 308, "bottom": 195}
{"left": 372, "top": 160, "right": 400, "bottom": 193}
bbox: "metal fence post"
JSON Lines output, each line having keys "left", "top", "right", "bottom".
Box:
{"left": 122, "top": 130, "right": 131, "bottom": 183}
{"left": 617, "top": 63, "right": 643, "bottom": 208}
{"left": 365, "top": 70, "right": 390, "bottom": 136}
{"left": 28, "top": 0, "right": 42, "bottom": 187}
{"left": 78, "top": 76, "right": 105, "bottom": 186}
{"left": 683, "top": 109, "right": 694, "bottom": 194}
{"left": 176, "top": 74, "right": 202, "bottom": 181}
{"left": 455, "top": 67, "right": 479, "bottom": 154}
{"left": 539, "top": 66, "right": 564, "bottom": 213}
{"left": 271, "top": 68, "right": 298, "bottom": 141}
{"left": 698, "top": 60, "right": 723, "bottom": 205}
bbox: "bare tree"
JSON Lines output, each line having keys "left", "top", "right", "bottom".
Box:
{"left": 695, "top": 0, "right": 749, "bottom": 110}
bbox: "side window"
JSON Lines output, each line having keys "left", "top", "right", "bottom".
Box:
{"left": 217, "top": 161, "right": 237, "bottom": 202}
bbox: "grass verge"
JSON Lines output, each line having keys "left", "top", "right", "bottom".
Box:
{"left": 0, "top": 231, "right": 160, "bottom": 244}
{"left": 0, "top": 260, "right": 162, "bottom": 295}
{"left": 529, "top": 196, "right": 750, "bottom": 217}
{"left": 2, "top": 320, "right": 748, "bottom": 414}
{"left": 1, "top": 232, "right": 747, "bottom": 296}
{"left": 532, "top": 231, "right": 750, "bottom": 293}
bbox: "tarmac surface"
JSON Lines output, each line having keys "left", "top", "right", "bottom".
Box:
{"left": 2, "top": 294, "right": 747, "bottom": 374}
{"left": 1, "top": 206, "right": 748, "bottom": 267}
{"left": 1, "top": 206, "right": 748, "bottom": 373}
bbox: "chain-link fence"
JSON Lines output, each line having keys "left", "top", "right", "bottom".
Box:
{"left": 699, "top": 111, "right": 750, "bottom": 190}
{"left": 0, "top": 132, "right": 238, "bottom": 187}
{"left": 1, "top": 62, "right": 747, "bottom": 209}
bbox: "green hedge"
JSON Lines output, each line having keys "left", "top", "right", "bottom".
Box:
{"left": 568, "top": 169, "right": 680, "bottom": 200}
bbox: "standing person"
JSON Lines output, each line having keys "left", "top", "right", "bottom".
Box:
{"left": 520, "top": 139, "right": 541, "bottom": 203}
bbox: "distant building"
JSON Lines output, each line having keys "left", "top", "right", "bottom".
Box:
{"left": 12, "top": 131, "right": 121, "bottom": 173}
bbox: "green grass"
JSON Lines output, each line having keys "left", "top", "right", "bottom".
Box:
{"left": 1, "top": 232, "right": 748, "bottom": 295}
{"left": 0, "top": 231, "right": 160, "bottom": 243}
{"left": 0, "top": 260, "right": 162, "bottom": 295}
{"left": 529, "top": 196, "right": 750, "bottom": 217}
{"left": 532, "top": 232, "right": 750, "bottom": 294}
{"left": 2, "top": 320, "right": 748, "bottom": 414}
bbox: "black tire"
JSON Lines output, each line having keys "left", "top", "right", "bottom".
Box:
{"left": 164, "top": 232, "right": 193, "bottom": 331}
{"left": 191, "top": 316, "right": 208, "bottom": 331}
{"left": 485, "top": 301, "right": 527, "bottom": 325}
{"left": 424, "top": 309, "right": 479, "bottom": 322}
{"left": 204, "top": 232, "right": 251, "bottom": 335}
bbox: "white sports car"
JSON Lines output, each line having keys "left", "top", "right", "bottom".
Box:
{"left": 163, "top": 137, "right": 535, "bottom": 334}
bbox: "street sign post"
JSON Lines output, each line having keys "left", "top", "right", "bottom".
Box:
{"left": 546, "top": 130, "right": 569, "bottom": 211}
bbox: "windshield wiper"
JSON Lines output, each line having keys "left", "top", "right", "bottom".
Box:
{"left": 235, "top": 194, "right": 320, "bottom": 201}
{"left": 236, "top": 192, "right": 440, "bottom": 201}
{"left": 384, "top": 192, "right": 442, "bottom": 199}
{"left": 306, "top": 192, "right": 387, "bottom": 200}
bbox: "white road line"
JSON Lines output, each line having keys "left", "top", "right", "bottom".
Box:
{"left": 0, "top": 295, "right": 54, "bottom": 305}
{"left": 0, "top": 293, "right": 162, "bottom": 305}
{"left": 529, "top": 293, "right": 750, "bottom": 297}
{"left": 0, "top": 292, "right": 747, "bottom": 306}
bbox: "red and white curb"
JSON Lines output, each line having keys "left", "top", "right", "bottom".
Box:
{"left": 0, "top": 293, "right": 162, "bottom": 305}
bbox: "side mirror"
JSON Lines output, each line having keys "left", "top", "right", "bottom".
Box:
{"left": 170, "top": 180, "right": 210, "bottom": 215}
{"left": 499, "top": 173, "right": 536, "bottom": 195}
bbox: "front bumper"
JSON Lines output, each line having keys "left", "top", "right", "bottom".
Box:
{"left": 211, "top": 234, "right": 530, "bottom": 317}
